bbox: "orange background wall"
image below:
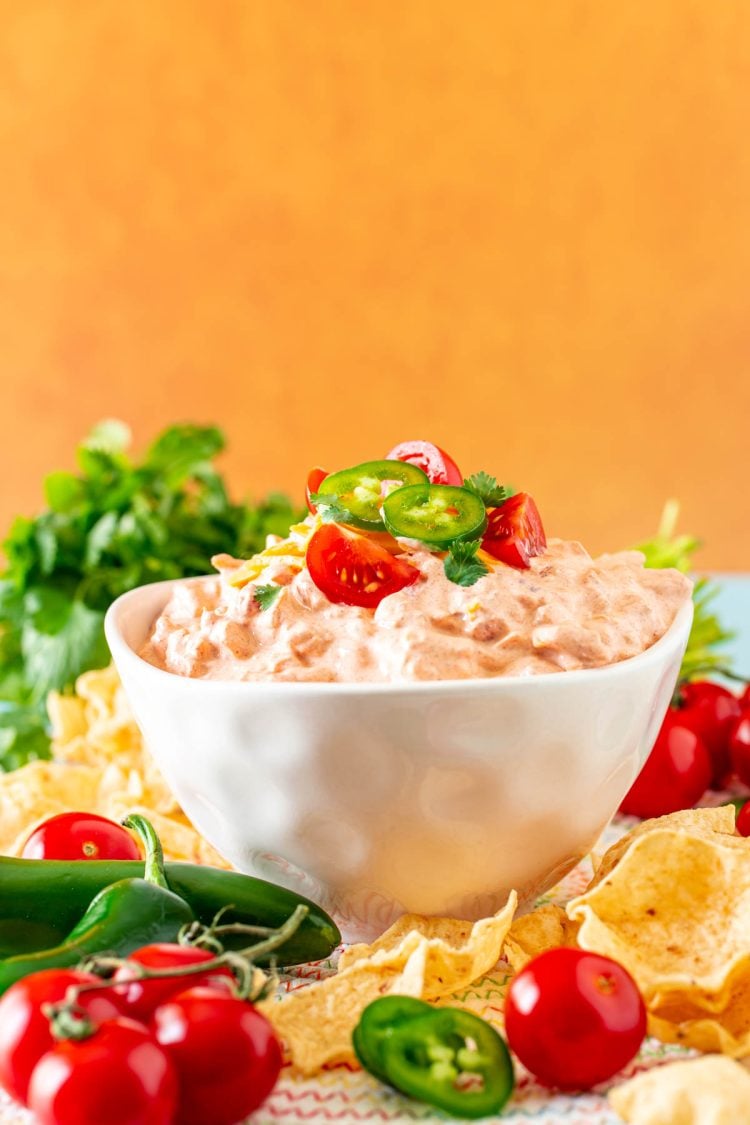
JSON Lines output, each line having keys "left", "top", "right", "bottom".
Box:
{"left": 0, "top": 1, "right": 748, "bottom": 568}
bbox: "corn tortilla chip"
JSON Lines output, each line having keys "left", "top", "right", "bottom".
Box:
{"left": 568, "top": 830, "right": 750, "bottom": 1003}
{"left": 609, "top": 1056, "right": 750, "bottom": 1123}
{"left": 503, "top": 903, "right": 580, "bottom": 973}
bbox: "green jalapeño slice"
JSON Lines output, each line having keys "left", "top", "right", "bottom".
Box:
{"left": 383, "top": 483, "right": 487, "bottom": 548}
{"left": 315, "top": 459, "right": 429, "bottom": 532}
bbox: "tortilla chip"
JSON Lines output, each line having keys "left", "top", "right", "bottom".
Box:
{"left": 609, "top": 1056, "right": 750, "bottom": 1123}
{"left": 503, "top": 903, "right": 580, "bottom": 973}
{"left": 339, "top": 892, "right": 517, "bottom": 999}
{"left": 262, "top": 893, "right": 517, "bottom": 1074}
{"left": 590, "top": 805, "right": 737, "bottom": 889}
{"left": 568, "top": 829, "right": 750, "bottom": 1004}
{"left": 0, "top": 761, "right": 102, "bottom": 853}
{"left": 258, "top": 931, "right": 428, "bottom": 1073}
{"left": 646, "top": 972, "right": 750, "bottom": 1057}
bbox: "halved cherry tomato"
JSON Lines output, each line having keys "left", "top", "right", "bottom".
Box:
{"left": 28, "top": 1017, "right": 177, "bottom": 1125}
{"left": 385, "top": 441, "right": 463, "bottom": 486}
{"left": 112, "top": 944, "right": 235, "bottom": 1023}
{"left": 619, "top": 709, "right": 712, "bottom": 818}
{"left": 0, "top": 969, "right": 124, "bottom": 1105}
{"left": 21, "top": 812, "right": 141, "bottom": 862}
{"left": 306, "top": 523, "right": 420, "bottom": 608}
{"left": 305, "top": 467, "right": 328, "bottom": 513}
{"left": 676, "top": 681, "right": 742, "bottom": 787}
{"left": 150, "top": 987, "right": 282, "bottom": 1125}
{"left": 505, "top": 948, "right": 646, "bottom": 1090}
{"left": 481, "top": 492, "right": 546, "bottom": 568}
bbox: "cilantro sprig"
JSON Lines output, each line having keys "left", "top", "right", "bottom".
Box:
{"left": 254, "top": 584, "right": 283, "bottom": 612}
{"left": 308, "top": 492, "right": 356, "bottom": 525}
{"left": 0, "top": 421, "right": 303, "bottom": 769}
{"left": 443, "top": 539, "right": 489, "bottom": 587}
{"left": 463, "top": 472, "right": 512, "bottom": 508}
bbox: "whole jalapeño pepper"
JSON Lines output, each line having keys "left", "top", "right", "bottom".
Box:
{"left": 0, "top": 815, "right": 194, "bottom": 996}
{"left": 354, "top": 999, "right": 515, "bottom": 1119}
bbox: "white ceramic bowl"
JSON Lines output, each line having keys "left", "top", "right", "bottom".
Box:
{"left": 105, "top": 580, "right": 692, "bottom": 941}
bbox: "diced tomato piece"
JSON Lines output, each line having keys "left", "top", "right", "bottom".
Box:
{"left": 481, "top": 492, "right": 546, "bottom": 568}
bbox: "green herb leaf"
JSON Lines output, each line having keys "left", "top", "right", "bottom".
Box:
{"left": 463, "top": 472, "right": 511, "bottom": 508}
{"left": 254, "top": 584, "right": 283, "bottom": 611}
{"left": 443, "top": 539, "right": 490, "bottom": 587}
{"left": 309, "top": 492, "right": 356, "bottom": 525}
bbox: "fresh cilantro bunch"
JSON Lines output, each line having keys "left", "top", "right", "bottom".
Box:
{"left": 0, "top": 420, "right": 303, "bottom": 769}
{"left": 633, "top": 500, "right": 734, "bottom": 681}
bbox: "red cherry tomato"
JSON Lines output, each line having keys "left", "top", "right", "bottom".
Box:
{"left": 0, "top": 969, "right": 124, "bottom": 1105}
{"left": 729, "top": 713, "right": 750, "bottom": 788}
{"left": 676, "top": 681, "right": 742, "bottom": 787}
{"left": 742, "top": 685, "right": 750, "bottom": 708}
{"left": 28, "top": 1017, "right": 177, "bottom": 1125}
{"left": 112, "top": 944, "right": 235, "bottom": 1023}
{"left": 385, "top": 441, "right": 463, "bottom": 486}
{"left": 306, "top": 523, "right": 420, "bottom": 608}
{"left": 619, "top": 709, "right": 712, "bottom": 818}
{"left": 736, "top": 801, "right": 750, "bottom": 836}
{"left": 21, "top": 812, "right": 141, "bottom": 862}
{"left": 305, "top": 467, "right": 328, "bottom": 513}
{"left": 481, "top": 492, "right": 547, "bottom": 568}
{"left": 505, "top": 948, "right": 646, "bottom": 1090}
{"left": 150, "top": 987, "right": 282, "bottom": 1125}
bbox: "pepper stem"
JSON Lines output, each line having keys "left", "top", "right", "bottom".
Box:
{"left": 121, "top": 814, "right": 168, "bottom": 889}
{"left": 42, "top": 1001, "right": 96, "bottom": 1042}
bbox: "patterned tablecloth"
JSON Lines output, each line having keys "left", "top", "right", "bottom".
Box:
{"left": 2, "top": 576, "right": 747, "bottom": 1123}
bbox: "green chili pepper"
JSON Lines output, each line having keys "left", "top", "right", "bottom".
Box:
{"left": 383, "top": 483, "right": 487, "bottom": 548}
{"left": 0, "top": 854, "right": 339, "bottom": 965}
{"left": 315, "top": 460, "right": 429, "bottom": 531}
{"left": 355, "top": 1000, "right": 515, "bottom": 1119}
{"left": 0, "top": 815, "right": 194, "bottom": 996}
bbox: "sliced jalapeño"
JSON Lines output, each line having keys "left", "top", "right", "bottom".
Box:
{"left": 382, "top": 483, "right": 487, "bottom": 548}
{"left": 315, "top": 459, "right": 429, "bottom": 532}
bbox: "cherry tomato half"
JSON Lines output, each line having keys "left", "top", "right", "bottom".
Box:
{"left": 112, "top": 944, "right": 235, "bottom": 1023}
{"left": 150, "top": 987, "right": 282, "bottom": 1125}
{"left": 28, "top": 1017, "right": 177, "bottom": 1125}
{"left": 505, "top": 948, "right": 646, "bottom": 1090}
{"left": 306, "top": 523, "right": 420, "bottom": 608}
{"left": 729, "top": 713, "right": 750, "bottom": 788}
{"left": 676, "top": 681, "right": 742, "bottom": 787}
{"left": 305, "top": 467, "right": 328, "bottom": 513}
{"left": 385, "top": 440, "right": 463, "bottom": 486}
{"left": 0, "top": 969, "right": 124, "bottom": 1105}
{"left": 21, "top": 812, "right": 141, "bottom": 862}
{"left": 619, "top": 709, "right": 712, "bottom": 818}
{"left": 481, "top": 492, "right": 546, "bottom": 568}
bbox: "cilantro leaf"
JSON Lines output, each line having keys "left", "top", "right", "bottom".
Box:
{"left": 254, "top": 584, "right": 283, "bottom": 611}
{"left": 463, "top": 472, "right": 511, "bottom": 507}
{"left": 309, "top": 492, "right": 356, "bottom": 525}
{"left": 443, "top": 539, "right": 490, "bottom": 587}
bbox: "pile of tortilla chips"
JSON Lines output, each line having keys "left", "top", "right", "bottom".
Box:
{"left": 0, "top": 664, "right": 227, "bottom": 865}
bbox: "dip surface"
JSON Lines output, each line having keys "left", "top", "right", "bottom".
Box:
{"left": 140, "top": 535, "right": 692, "bottom": 682}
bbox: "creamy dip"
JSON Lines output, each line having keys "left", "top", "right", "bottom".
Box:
{"left": 140, "top": 535, "right": 692, "bottom": 682}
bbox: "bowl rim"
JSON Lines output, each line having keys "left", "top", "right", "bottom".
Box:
{"left": 104, "top": 575, "right": 694, "bottom": 696}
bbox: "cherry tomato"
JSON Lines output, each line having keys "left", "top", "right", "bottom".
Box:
{"left": 28, "top": 1017, "right": 177, "bottom": 1125}
{"left": 676, "top": 681, "right": 742, "bottom": 787}
{"left": 742, "top": 685, "right": 750, "bottom": 708}
{"left": 481, "top": 492, "right": 547, "bottom": 568}
{"left": 112, "top": 943, "right": 236, "bottom": 1023}
{"left": 306, "top": 523, "right": 420, "bottom": 608}
{"left": 150, "top": 987, "right": 282, "bottom": 1125}
{"left": 736, "top": 801, "right": 750, "bottom": 837}
{"left": 305, "top": 467, "right": 328, "bottom": 513}
{"left": 729, "top": 713, "right": 750, "bottom": 788}
{"left": 385, "top": 441, "right": 463, "bottom": 486}
{"left": 619, "top": 709, "right": 712, "bottom": 818}
{"left": 21, "top": 812, "right": 141, "bottom": 862}
{"left": 505, "top": 948, "right": 646, "bottom": 1090}
{"left": 0, "top": 969, "right": 124, "bottom": 1105}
